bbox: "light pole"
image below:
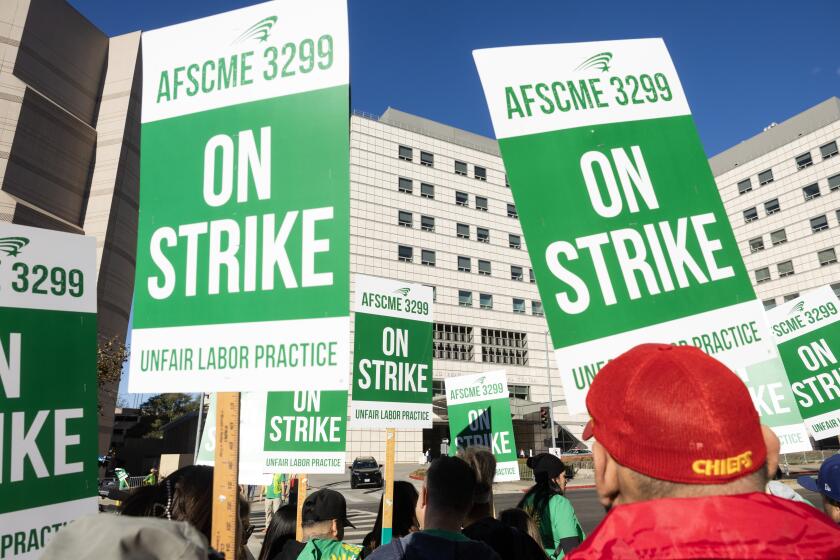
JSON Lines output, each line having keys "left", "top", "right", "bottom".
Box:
{"left": 543, "top": 331, "right": 557, "bottom": 449}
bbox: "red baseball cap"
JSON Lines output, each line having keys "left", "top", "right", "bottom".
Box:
{"left": 582, "top": 343, "right": 766, "bottom": 484}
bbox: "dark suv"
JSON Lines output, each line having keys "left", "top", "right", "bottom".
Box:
{"left": 350, "top": 456, "right": 383, "bottom": 489}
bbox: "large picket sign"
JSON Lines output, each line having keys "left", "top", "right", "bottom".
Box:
{"left": 0, "top": 224, "right": 98, "bottom": 559}
{"left": 474, "top": 39, "right": 810, "bottom": 452}
{"left": 446, "top": 371, "right": 519, "bottom": 482}
{"left": 350, "top": 276, "right": 433, "bottom": 429}
{"left": 130, "top": 0, "right": 350, "bottom": 393}
{"left": 768, "top": 287, "right": 840, "bottom": 440}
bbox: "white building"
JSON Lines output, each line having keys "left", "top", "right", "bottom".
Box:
{"left": 711, "top": 98, "right": 840, "bottom": 308}
{"left": 346, "top": 109, "right": 588, "bottom": 463}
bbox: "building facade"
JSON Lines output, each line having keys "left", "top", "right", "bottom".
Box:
{"left": 347, "top": 109, "right": 587, "bottom": 463}
{"left": 711, "top": 98, "right": 840, "bottom": 308}
{"left": 0, "top": 0, "right": 141, "bottom": 454}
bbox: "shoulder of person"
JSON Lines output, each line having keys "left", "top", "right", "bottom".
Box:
{"left": 272, "top": 539, "right": 305, "bottom": 560}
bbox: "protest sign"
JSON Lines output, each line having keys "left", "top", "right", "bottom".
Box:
{"left": 445, "top": 371, "right": 519, "bottom": 482}
{"left": 473, "top": 38, "right": 810, "bottom": 452}
{"left": 0, "top": 224, "right": 97, "bottom": 558}
{"left": 350, "top": 276, "right": 433, "bottom": 429}
{"left": 130, "top": 0, "right": 350, "bottom": 393}
{"left": 768, "top": 287, "right": 840, "bottom": 440}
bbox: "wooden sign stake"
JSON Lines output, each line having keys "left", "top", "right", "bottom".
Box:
{"left": 295, "top": 475, "right": 308, "bottom": 542}
{"left": 211, "top": 392, "right": 241, "bottom": 558}
{"left": 380, "top": 428, "right": 396, "bottom": 545}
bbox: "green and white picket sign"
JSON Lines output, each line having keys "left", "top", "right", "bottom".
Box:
{"left": 197, "top": 393, "right": 271, "bottom": 484}
{"left": 767, "top": 287, "right": 840, "bottom": 440}
{"left": 0, "top": 223, "right": 98, "bottom": 558}
{"left": 246, "top": 390, "right": 347, "bottom": 474}
{"left": 129, "top": 0, "right": 350, "bottom": 393}
{"left": 473, "top": 39, "right": 810, "bottom": 453}
{"left": 445, "top": 371, "right": 519, "bottom": 482}
{"left": 350, "top": 275, "right": 433, "bottom": 429}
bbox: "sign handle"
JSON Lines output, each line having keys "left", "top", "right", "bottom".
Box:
{"left": 211, "top": 392, "right": 240, "bottom": 558}
{"left": 380, "top": 428, "right": 396, "bottom": 545}
{"left": 295, "top": 475, "right": 308, "bottom": 542}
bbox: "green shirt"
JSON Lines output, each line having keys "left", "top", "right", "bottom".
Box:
{"left": 298, "top": 538, "right": 362, "bottom": 560}
{"left": 265, "top": 473, "right": 287, "bottom": 499}
{"left": 521, "top": 492, "right": 585, "bottom": 557}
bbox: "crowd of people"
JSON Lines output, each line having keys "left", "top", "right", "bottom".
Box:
{"left": 46, "top": 343, "right": 840, "bottom": 558}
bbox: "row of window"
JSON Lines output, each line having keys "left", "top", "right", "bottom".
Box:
{"left": 397, "top": 244, "right": 534, "bottom": 284}
{"left": 398, "top": 144, "right": 508, "bottom": 186}
{"left": 736, "top": 140, "right": 839, "bottom": 195}
{"left": 454, "top": 290, "right": 544, "bottom": 315}
{"left": 762, "top": 292, "right": 802, "bottom": 310}
{"left": 430, "top": 381, "right": 531, "bottom": 400}
{"left": 397, "top": 210, "right": 522, "bottom": 247}
{"left": 397, "top": 176, "right": 518, "bottom": 217}
{"left": 753, "top": 247, "right": 839, "bottom": 284}
{"left": 742, "top": 173, "right": 840, "bottom": 223}
{"left": 747, "top": 207, "right": 840, "bottom": 254}
{"left": 433, "top": 323, "right": 529, "bottom": 365}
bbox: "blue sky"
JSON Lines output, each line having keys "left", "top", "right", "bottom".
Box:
{"left": 72, "top": 0, "right": 839, "bottom": 157}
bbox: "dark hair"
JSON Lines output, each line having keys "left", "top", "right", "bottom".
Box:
{"left": 499, "top": 507, "right": 542, "bottom": 546}
{"left": 365, "top": 481, "right": 419, "bottom": 551}
{"left": 517, "top": 470, "right": 563, "bottom": 513}
{"left": 259, "top": 504, "right": 297, "bottom": 560}
{"left": 121, "top": 465, "right": 214, "bottom": 539}
{"left": 426, "top": 456, "right": 476, "bottom": 518}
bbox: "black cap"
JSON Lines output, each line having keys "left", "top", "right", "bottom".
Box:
{"left": 302, "top": 489, "right": 355, "bottom": 528}
{"left": 526, "top": 453, "right": 565, "bottom": 478}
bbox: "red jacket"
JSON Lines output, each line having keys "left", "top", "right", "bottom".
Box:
{"left": 567, "top": 492, "right": 840, "bottom": 559}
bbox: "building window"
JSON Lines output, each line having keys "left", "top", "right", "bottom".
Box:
{"left": 420, "top": 151, "right": 434, "bottom": 167}
{"left": 456, "top": 191, "right": 469, "bottom": 207}
{"left": 432, "top": 380, "right": 445, "bottom": 396}
{"left": 511, "top": 266, "right": 523, "bottom": 281}
{"left": 811, "top": 215, "right": 829, "bottom": 233}
{"left": 421, "top": 215, "right": 435, "bottom": 232}
{"left": 819, "top": 248, "right": 838, "bottom": 266}
{"left": 509, "top": 384, "right": 530, "bottom": 400}
{"left": 455, "top": 160, "right": 468, "bottom": 176}
{"left": 398, "top": 177, "right": 413, "bottom": 194}
{"left": 480, "top": 293, "right": 493, "bottom": 309}
{"left": 513, "top": 298, "right": 526, "bottom": 313}
{"left": 529, "top": 268, "right": 535, "bottom": 283}
{"left": 481, "top": 328, "right": 527, "bottom": 365}
{"left": 737, "top": 179, "right": 752, "bottom": 194}
{"left": 507, "top": 204, "right": 518, "bottom": 218}
{"left": 758, "top": 169, "right": 774, "bottom": 185}
{"left": 784, "top": 293, "right": 800, "bottom": 302}
{"left": 398, "top": 245, "right": 413, "bottom": 262}
{"left": 478, "top": 260, "right": 492, "bottom": 276}
{"left": 458, "top": 256, "right": 471, "bottom": 273}
{"left": 458, "top": 291, "right": 472, "bottom": 307}
{"left": 743, "top": 207, "right": 758, "bottom": 223}
{"left": 434, "top": 322, "right": 474, "bottom": 361}
{"left": 763, "top": 298, "right": 777, "bottom": 311}
{"left": 456, "top": 223, "right": 470, "bottom": 239}
{"left": 755, "top": 267, "right": 771, "bottom": 283}
{"left": 476, "top": 196, "right": 488, "bottom": 211}
{"left": 423, "top": 284, "right": 437, "bottom": 302}
{"left": 532, "top": 300, "right": 544, "bottom": 316}
{"left": 505, "top": 174, "right": 510, "bottom": 187}
{"left": 803, "top": 183, "right": 821, "bottom": 201}
{"left": 749, "top": 237, "right": 764, "bottom": 253}
{"left": 770, "top": 229, "right": 787, "bottom": 245}
{"left": 420, "top": 183, "right": 435, "bottom": 199}
{"left": 821, "top": 141, "right": 839, "bottom": 160}
{"left": 796, "top": 152, "right": 813, "bottom": 170}
{"left": 477, "top": 227, "right": 490, "bottom": 243}
{"left": 777, "top": 260, "right": 794, "bottom": 278}
{"left": 764, "top": 199, "right": 780, "bottom": 215}
{"left": 421, "top": 249, "right": 436, "bottom": 266}
{"left": 832, "top": 283, "right": 840, "bottom": 299}
{"left": 475, "top": 166, "right": 487, "bottom": 181}
{"left": 829, "top": 173, "right": 840, "bottom": 192}
{"left": 509, "top": 234, "right": 521, "bottom": 249}
{"left": 398, "top": 145, "right": 413, "bottom": 162}
{"left": 398, "top": 210, "right": 412, "bottom": 227}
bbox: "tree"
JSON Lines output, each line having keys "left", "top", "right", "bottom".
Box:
{"left": 135, "top": 393, "right": 199, "bottom": 439}
{"left": 97, "top": 335, "right": 129, "bottom": 411}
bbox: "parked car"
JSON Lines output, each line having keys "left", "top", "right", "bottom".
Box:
{"left": 350, "top": 456, "right": 383, "bottom": 489}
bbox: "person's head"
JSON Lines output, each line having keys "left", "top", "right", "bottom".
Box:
{"left": 527, "top": 453, "right": 567, "bottom": 493}
{"left": 499, "top": 508, "right": 541, "bottom": 545}
{"left": 417, "top": 456, "right": 476, "bottom": 530}
{"left": 583, "top": 344, "right": 778, "bottom": 509}
{"left": 368, "top": 481, "right": 420, "bottom": 550}
{"left": 798, "top": 455, "right": 840, "bottom": 524}
{"left": 301, "top": 489, "right": 354, "bottom": 541}
{"left": 259, "top": 504, "right": 297, "bottom": 560}
{"left": 457, "top": 446, "right": 496, "bottom": 517}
